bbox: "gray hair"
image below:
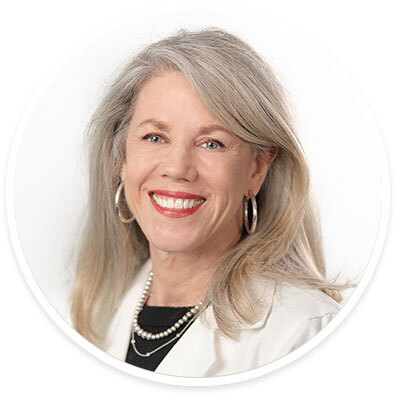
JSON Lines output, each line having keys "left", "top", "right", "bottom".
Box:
{"left": 70, "top": 27, "right": 350, "bottom": 345}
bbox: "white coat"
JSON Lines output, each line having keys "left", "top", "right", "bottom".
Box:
{"left": 103, "top": 259, "right": 340, "bottom": 377}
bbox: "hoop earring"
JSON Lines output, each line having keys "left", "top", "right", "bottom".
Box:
{"left": 115, "top": 181, "right": 135, "bottom": 223}
{"left": 243, "top": 190, "right": 258, "bottom": 235}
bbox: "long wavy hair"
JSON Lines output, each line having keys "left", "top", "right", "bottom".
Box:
{"left": 70, "top": 27, "right": 350, "bottom": 346}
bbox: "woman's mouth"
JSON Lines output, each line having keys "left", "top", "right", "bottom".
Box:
{"left": 149, "top": 191, "right": 206, "bottom": 218}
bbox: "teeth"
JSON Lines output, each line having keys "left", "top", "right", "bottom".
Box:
{"left": 152, "top": 194, "right": 160, "bottom": 204}
{"left": 166, "top": 198, "right": 175, "bottom": 209}
{"left": 152, "top": 194, "right": 204, "bottom": 210}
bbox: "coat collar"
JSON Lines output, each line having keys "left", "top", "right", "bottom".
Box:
{"left": 104, "top": 259, "right": 274, "bottom": 377}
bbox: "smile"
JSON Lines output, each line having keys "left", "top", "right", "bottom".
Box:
{"left": 152, "top": 193, "right": 204, "bottom": 209}
{"left": 149, "top": 191, "right": 206, "bottom": 218}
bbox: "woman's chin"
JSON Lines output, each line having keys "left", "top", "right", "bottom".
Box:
{"left": 147, "top": 232, "right": 204, "bottom": 254}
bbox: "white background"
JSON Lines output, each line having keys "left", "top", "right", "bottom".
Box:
{"left": 1, "top": 0, "right": 394, "bottom": 393}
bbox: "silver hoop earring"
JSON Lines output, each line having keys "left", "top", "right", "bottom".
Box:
{"left": 115, "top": 181, "right": 135, "bottom": 223}
{"left": 243, "top": 190, "right": 258, "bottom": 235}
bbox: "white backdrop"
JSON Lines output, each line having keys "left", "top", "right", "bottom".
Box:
{"left": 1, "top": 0, "right": 394, "bottom": 393}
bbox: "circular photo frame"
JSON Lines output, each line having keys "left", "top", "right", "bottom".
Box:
{"left": 6, "top": 7, "right": 389, "bottom": 386}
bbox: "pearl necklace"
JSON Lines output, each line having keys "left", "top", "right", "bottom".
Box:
{"left": 131, "top": 271, "right": 203, "bottom": 357}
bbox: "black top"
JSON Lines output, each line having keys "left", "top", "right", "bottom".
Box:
{"left": 125, "top": 304, "right": 195, "bottom": 372}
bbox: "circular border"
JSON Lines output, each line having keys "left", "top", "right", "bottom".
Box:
{"left": 6, "top": 8, "right": 390, "bottom": 387}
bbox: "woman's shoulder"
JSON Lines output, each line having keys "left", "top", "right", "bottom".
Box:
{"left": 245, "top": 282, "right": 341, "bottom": 362}
{"left": 230, "top": 283, "right": 341, "bottom": 366}
{"left": 207, "top": 282, "right": 342, "bottom": 374}
{"left": 245, "top": 280, "right": 341, "bottom": 332}
{"left": 257, "top": 282, "right": 341, "bottom": 337}
{"left": 272, "top": 282, "right": 341, "bottom": 319}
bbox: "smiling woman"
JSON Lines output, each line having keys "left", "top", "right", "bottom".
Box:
{"left": 69, "top": 27, "right": 351, "bottom": 377}
{"left": 121, "top": 72, "right": 270, "bottom": 255}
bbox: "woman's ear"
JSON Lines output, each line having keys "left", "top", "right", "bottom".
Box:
{"left": 249, "top": 147, "right": 278, "bottom": 196}
{"left": 264, "top": 146, "right": 278, "bottom": 164}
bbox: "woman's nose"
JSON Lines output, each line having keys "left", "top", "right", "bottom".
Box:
{"left": 158, "top": 144, "right": 198, "bottom": 182}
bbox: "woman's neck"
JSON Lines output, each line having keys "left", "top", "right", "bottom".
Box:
{"left": 145, "top": 245, "right": 228, "bottom": 307}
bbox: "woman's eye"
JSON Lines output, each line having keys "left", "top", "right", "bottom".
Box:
{"left": 143, "top": 134, "right": 164, "bottom": 143}
{"left": 201, "top": 140, "right": 225, "bottom": 150}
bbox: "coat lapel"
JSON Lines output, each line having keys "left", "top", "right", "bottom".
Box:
{"left": 155, "top": 306, "right": 217, "bottom": 377}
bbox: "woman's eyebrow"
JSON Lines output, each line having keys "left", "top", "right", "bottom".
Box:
{"left": 199, "top": 124, "right": 233, "bottom": 135}
{"left": 136, "top": 118, "right": 170, "bottom": 131}
{"left": 136, "top": 118, "right": 232, "bottom": 135}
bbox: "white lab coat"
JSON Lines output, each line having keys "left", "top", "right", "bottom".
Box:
{"left": 103, "top": 259, "right": 340, "bottom": 377}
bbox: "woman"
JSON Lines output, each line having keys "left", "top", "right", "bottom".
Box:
{"left": 70, "top": 28, "right": 349, "bottom": 377}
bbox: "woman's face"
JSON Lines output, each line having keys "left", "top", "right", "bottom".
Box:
{"left": 121, "top": 72, "right": 271, "bottom": 255}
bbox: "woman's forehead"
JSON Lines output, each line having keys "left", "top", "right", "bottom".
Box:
{"left": 130, "top": 73, "right": 232, "bottom": 133}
